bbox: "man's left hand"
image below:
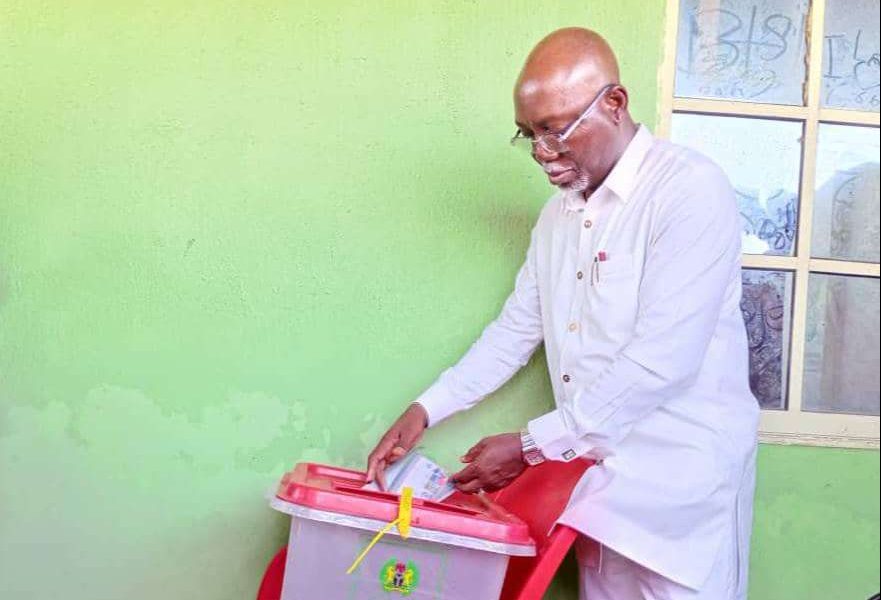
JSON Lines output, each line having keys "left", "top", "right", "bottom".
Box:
{"left": 450, "top": 433, "right": 526, "bottom": 493}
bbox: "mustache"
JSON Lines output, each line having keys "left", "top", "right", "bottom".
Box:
{"left": 541, "top": 163, "right": 573, "bottom": 175}
{"left": 538, "top": 161, "right": 591, "bottom": 192}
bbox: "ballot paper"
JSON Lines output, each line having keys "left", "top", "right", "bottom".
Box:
{"left": 363, "top": 450, "right": 456, "bottom": 502}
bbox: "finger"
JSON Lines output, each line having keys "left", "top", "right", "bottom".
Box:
{"left": 460, "top": 440, "right": 485, "bottom": 463}
{"left": 366, "top": 434, "right": 400, "bottom": 482}
{"left": 375, "top": 459, "right": 388, "bottom": 491}
{"left": 450, "top": 463, "right": 478, "bottom": 484}
{"left": 455, "top": 478, "right": 484, "bottom": 494}
{"left": 365, "top": 453, "right": 381, "bottom": 483}
{"left": 387, "top": 446, "right": 407, "bottom": 464}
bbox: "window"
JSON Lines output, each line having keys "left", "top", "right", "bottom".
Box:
{"left": 658, "top": 0, "right": 880, "bottom": 448}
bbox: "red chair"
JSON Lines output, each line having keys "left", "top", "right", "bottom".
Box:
{"left": 257, "top": 458, "right": 593, "bottom": 600}
{"left": 490, "top": 457, "right": 593, "bottom": 600}
{"left": 256, "top": 547, "right": 288, "bottom": 600}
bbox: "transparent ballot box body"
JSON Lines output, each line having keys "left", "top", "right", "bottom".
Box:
{"left": 269, "top": 463, "right": 536, "bottom": 599}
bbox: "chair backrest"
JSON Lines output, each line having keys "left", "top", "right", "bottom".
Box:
{"left": 489, "top": 458, "right": 592, "bottom": 545}
{"left": 489, "top": 458, "right": 593, "bottom": 600}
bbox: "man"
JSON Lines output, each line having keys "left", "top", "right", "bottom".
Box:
{"left": 366, "top": 28, "right": 759, "bottom": 600}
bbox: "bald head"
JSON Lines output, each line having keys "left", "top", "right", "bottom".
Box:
{"left": 515, "top": 28, "right": 620, "bottom": 108}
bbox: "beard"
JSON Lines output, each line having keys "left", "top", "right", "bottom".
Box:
{"left": 558, "top": 169, "right": 591, "bottom": 193}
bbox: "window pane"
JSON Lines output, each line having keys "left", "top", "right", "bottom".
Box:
{"left": 675, "top": 0, "right": 809, "bottom": 105}
{"left": 741, "top": 269, "right": 793, "bottom": 409}
{"left": 821, "top": 0, "right": 881, "bottom": 112}
{"left": 671, "top": 114, "right": 801, "bottom": 256}
{"left": 812, "top": 124, "right": 880, "bottom": 263}
{"left": 803, "top": 274, "right": 880, "bottom": 416}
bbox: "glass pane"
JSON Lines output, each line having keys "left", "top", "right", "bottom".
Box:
{"left": 812, "top": 124, "right": 880, "bottom": 263}
{"left": 741, "top": 269, "right": 793, "bottom": 410}
{"left": 803, "top": 274, "right": 880, "bottom": 416}
{"left": 671, "top": 114, "right": 801, "bottom": 256}
{"left": 821, "top": 0, "right": 881, "bottom": 112}
{"left": 675, "top": 0, "right": 809, "bottom": 105}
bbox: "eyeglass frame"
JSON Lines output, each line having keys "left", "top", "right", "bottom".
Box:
{"left": 510, "top": 83, "right": 617, "bottom": 154}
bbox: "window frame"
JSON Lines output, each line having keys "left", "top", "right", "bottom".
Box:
{"left": 657, "top": 0, "right": 881, "bottom": 449}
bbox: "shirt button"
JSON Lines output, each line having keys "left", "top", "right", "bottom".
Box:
{"left": 568, "top": 322, "right": 578, "bottom": 332}
{"left": 576, "top": 271, "right": 584, "bottom": 280}
{"left": 584, "top": 220, "right": 593, "bottom": 229}
{"left": 562, "top": 374, "right": 571, "bottom": 383}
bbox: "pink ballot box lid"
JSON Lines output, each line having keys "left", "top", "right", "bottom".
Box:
{"left": 273, "top": 462, "right": 536, "bottom": 554}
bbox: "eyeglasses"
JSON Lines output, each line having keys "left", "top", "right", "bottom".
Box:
{"left": 510, "top": 83, "right": 616, "bottom": 155}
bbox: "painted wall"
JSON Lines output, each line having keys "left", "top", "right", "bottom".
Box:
{"left": 0, "top": 2, "right": 877, "bottom": 599}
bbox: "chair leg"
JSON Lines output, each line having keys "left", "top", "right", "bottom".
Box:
{"left": 513, "top": 526, "right": 579, "bottom": 600}
{"left": 256, "top": 546, "right": 287, "bottom": 600}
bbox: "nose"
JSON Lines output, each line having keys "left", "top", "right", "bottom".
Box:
{"left": 532, "top": 141, "right": 561, "bottom": 164}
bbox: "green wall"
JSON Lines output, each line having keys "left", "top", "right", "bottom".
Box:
{"left": 0, "top": 2, "right": 877, "bottom": 599}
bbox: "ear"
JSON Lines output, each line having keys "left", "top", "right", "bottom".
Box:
{"left": 605, "top": 85, "right": 629, "bottom": 125}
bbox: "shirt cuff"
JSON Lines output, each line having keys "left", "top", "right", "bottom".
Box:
{"left": 414, "top": 377, "right": 464, "bottom": 428}
{"left": 527, "top": 409, "right": 594, "bottom": 462}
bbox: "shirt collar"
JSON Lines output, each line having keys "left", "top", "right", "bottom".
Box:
{"left": 603, "top": 124, "right": 653, "bottom": 203}
{"left": 560, "top": 124, "right": 654, "bottom": 212}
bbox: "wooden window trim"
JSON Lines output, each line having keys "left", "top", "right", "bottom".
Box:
{"left": 656, "top": 0, "right": 880, "bottom": 449}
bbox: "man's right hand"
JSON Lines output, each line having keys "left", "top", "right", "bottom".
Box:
{"left": 366, "top": 403, "right": 429, "bottom": 490}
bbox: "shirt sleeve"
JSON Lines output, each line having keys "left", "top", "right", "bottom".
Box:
{"left": 415, "top": 227, "right": 545, "bottom": 427}
{"left": 529, "top": 163, "right": 743, "bottom": 461}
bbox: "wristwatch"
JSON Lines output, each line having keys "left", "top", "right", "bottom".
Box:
{"left": 520, "top": 428, "right": 546, "bottom": 466}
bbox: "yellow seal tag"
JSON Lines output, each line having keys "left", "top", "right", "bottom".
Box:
{"left": 347, "top": 485, "right": 415, "bottom": 574}
{"left": 397, "top": 486, "right": 413, "bottom": 539}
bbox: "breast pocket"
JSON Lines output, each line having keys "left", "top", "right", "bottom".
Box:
{"left": 595, "top": 253, "right": 636, "bottom": 282}
{"left": 586, "top": 252, "right": 640, "bottom": 336}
